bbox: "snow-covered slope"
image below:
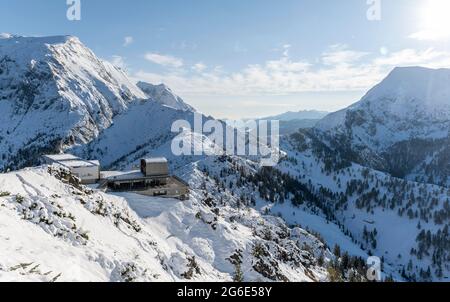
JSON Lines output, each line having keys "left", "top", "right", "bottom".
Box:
{"left": 316, "top": 67, "right": 450, "bottom": 185}
{"left": 318, "top": 67, "right": 450, "bottom": 146}
{"left": 0, "top": 35, "right": 146, "bottom": 171}
{"left": 0, "top": 165, "right": 337, "bottom": 282}
{"left": 74, "top": 95, "right": 281, "bottom": 172}
{"left": 2, "top": 33, "right": 447, "bottom": 282}
{"left": 137, "top": 82, "right": 196, "bottom": 112}
{"left": 274, "top": 129, "right": 450, "bottom": 281}
{"left": 73, "top": 99, "right": 200, "bottom": 169}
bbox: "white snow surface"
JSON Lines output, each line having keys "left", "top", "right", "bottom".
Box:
{"left": 137, "top": 82, "right": 196, "bottom": 112}
{"left": 276, "top": 136, "right": 450, "bottom": 281}
{"left": 317, "top": 67, "right": 450, "bottom": 149}
{"left": 2, "top": 34, "right": 448, "bottom": 282}
{"left": 0, "top": 165, "right": 330, "bottom": 282}
{"left": 0, "top": 35, "right": 146, "bottom": 170}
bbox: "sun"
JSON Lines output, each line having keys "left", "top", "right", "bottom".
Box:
{"left": 415, "top": 0, "right": 450, "bottom": 40}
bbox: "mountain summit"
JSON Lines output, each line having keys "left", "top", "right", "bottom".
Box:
{"left": 318, "top": 66, "right": 450, "bottom": 136}
{"left": 363, "top": 66, "right": 450, "bottom": 117}
{"left": 137, "top": 81, "right": 196, "bottom": 112}
{"left": 316, "top": 66, "right": 450, "bottom": 185}
{"left": 0, "top": 35, "right": 147, "bottom": 170}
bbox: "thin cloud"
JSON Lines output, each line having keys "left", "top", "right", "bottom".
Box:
{"left": 123, "top": 36, "right": 134, "bottom": 47}
{"left": 321, "top": 44, "right": 369, "bottom": 66}
{"left": 409, "top": 30, "right": 450, "bottom": 41}
{"left": 192, "top": 63, "right": 207, "bottom": 73}
{"left": 135, "top": 46, "right": 450, "bottom": 98}
{"left": 282, "top": 44, "right": 291, "bottom": 57}
{"left": 372, "top": 48, "right": 450, "bottom": 67}
{"left": 144, "top": 53, "right": 184, "bottom": 68}
{"left": 110, "top": 55, "right": 127, "bottom": 70}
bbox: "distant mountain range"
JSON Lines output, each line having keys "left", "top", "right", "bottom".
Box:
{"left": 257, "top": 110, "right": 330, "bottom": 135}
{"left": 262, "top": 110, "right": 329, "bottom": 121}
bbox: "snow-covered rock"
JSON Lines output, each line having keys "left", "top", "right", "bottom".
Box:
{"left": 0, "top": 35, "right": 146, "bottom": 171}
{"left": 316, "top": 67, "right": 450, "bottom": 186}
{"left": 277, "top": 128, "right": 450, "bottom": 281}
{"left": 0, "top": 165, "right": 333, "bottom": 282}
{"left": 3, "top": 33, "right": 447, "bottom": 282}
{"left": 317, "top": 67, "right": 450, "bottom": 146}
{"left": 137, "top": 82, "right": 196, "bottom": 112}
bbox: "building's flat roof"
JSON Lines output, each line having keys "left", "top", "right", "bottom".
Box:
{"left": 142, "top": 157, "right": 168, "bottom": 164}
{"left": 43, "top": 154, "right": 80, "bottom": 162}
{"left": 102, "top": 170, "right": 146, "bottom": 181}
{"left": 44, "top": 154, "right": 100, "bottom": 169}
{"left": 60, "top": 160, "right": 100, "bottom": 168}
{"left": 104, "top": 173, "right": 189, "bottom": 190}
{"left": 89, "top": 160, "right": 100, "bottom": 166}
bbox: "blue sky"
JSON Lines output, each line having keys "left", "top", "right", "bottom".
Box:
{"left": 1, "top": 0, "right": 450, "bottom": 118}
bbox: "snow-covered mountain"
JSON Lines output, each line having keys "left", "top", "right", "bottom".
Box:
{"left": 1, "top": 34, "right": 448, "bottom": 282}
{"left": 263, "top": 110, "right": 329, "bottom": 122}
{"left": 277, "top": 132, "right": 450, "bottom": 281}
{"left": 256, "top": 110, "right": 329, "bottom": 135}
{"left": 278, "top": 119, "right": 323, "bottom": 135}
{"left": 0, "top": 34, "right": 147, "bottom": 171}
{"left": 73, "top": 100, "right": 229, "bottom": 174}
{"left": 262, "top": 67, "right": 450, "bottom": 281}
{"left": 0, "top": 163, "right": 342, "bottom": 282}
{"left": 137, "top": 82, "right": 196, "bottom": 112}
{"left": 74, "top": 99, "right": 199, "bottom": 169}
{"left": 316, "top": 67, "right": 450, "bottom": 186}
{"left": 317, "top": 67, "right": 450, "bottom": 146}
{"left": 1, "top": 34, "right": 338, "bottom": 282}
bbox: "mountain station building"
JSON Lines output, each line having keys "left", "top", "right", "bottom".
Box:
{"left": 42, "top": 154, "right": 189, "bottom": 200}
{"left": 42, "top": 154, "right": 100, "bottom": 184}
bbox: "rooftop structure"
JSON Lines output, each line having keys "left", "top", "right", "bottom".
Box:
{"left": 42, "top": 154, "right": 80, "bottom": 163}
{"left": 142, "top": 157, "right": 168, "bottom": 164}
{"left": 42, "top": 154, "right": 101, "bottom": 184}
{"left": 59, "top": 160, "right": 100, "bottom": 169}
{"left": 141, "top": 157, "right": 169, "bottom": 177}
{"left": 42, "top": 155, "right": 189, "bottom": 200}
{"left": 102, "top": 171, "right": 189, "bottom": 200}
{"left": 101, "top": 157, "right": 189, "bottom": 200}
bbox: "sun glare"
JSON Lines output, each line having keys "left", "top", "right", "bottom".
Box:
{"left": 416, "top": 0, "right": 450, "bottom": 40}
